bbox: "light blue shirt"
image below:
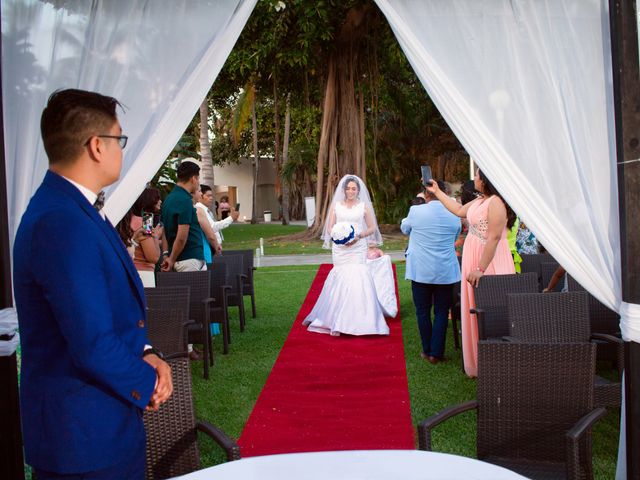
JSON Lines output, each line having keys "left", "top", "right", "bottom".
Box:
{"left": 401, "top": 200, "right": 461, "bottom": 285}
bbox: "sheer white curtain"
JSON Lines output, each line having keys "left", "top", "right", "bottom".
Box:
{"left": 375, "top": 0, "right": 636, "bottom": 326}
{"left": 2, "top": 0, "right": 257, "bottom": 243}
{"left": 374, "top": 1, "right": 636, "bottom": 476}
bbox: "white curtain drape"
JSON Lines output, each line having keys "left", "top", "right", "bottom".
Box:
{"left": 374, "top": 1, "right": 634, "bottom": 476}
{"left": 374, "top": 0, "right": 633, "bottom": 328}
{"left": 2, "top": 0, "right": 257, "bottom": 243}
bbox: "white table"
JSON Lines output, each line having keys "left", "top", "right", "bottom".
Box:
{"left": 171, "top": 450, "right": 528, "bottom": 479}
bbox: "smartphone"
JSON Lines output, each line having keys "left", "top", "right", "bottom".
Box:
{"left": 421, "top": 165, "right": 433, "bottom": 187}
{"left": 235, "top": 203, "right": 240, "bottom": 211}
{"left": 142, "top": 212, "right": 154, "bottom": 235}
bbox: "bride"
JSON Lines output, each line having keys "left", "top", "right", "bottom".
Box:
{"left": 303, "top": 175, "right": 390, "bottom": 336}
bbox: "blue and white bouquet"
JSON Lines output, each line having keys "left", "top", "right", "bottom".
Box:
{"left": 331, "top": 222, "right": 355, "bottom": 245}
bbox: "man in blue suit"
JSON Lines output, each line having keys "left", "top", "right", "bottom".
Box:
{"left": 13, "top": 89, "right": 172, "bottom": 479}
{"left": 401, "top": 181, "right": 461, "bottom": 364}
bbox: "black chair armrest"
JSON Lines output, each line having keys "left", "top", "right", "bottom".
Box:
{"left": 165, "top": 351, "right": 189, "bottom": 360}
{"left": 251, "top": 266, "right": 257, "bottom": 271}
{"left": 201, "top": 297, "right": 216, "bottom": 306}
{"left": 565, "top": 407, "right": 606, "bottom": 480}
{"left": 196, "top": 421, "right": 241, "bottom": 461}
{"left": 591, "top": 332, "right": 623, "bottom": 344}
{"left": 500, "top": 336, "right": 518, "bottom": 342}
{"left": 591, "top": 333, "right": 624, "bottom": 372}
{"left": 239, "top": 274, "right": 248, "bottom": 280}
{"left": 417, "top": 400, "right": 478, "bottom": 451}
{"left": 473, "top": 308, "right": 486, "bottom": 340}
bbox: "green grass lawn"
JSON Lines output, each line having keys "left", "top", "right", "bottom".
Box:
{"left": 223, "top": 223, "right": 408, "bottom": 255}
{"left": 192, "top": 263, "right": 620, "bottom": 478}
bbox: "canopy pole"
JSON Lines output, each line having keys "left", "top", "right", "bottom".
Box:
{"left": 0, "top": 5, "right": 25, "bottom": 477}
{"left": 609, "top": 1, "right": 640, "bottom": 479}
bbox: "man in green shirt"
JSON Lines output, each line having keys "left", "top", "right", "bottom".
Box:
{"left": 161, "top": 160, "right": 207, "bottom": 272}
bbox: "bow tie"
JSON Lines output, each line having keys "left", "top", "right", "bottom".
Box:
{"left": 93, "top": 191, "right": 106, "bottom": 211}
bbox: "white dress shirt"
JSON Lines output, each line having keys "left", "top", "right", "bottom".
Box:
{"left": 62, "top": 176, "right": 106, "bottom": 220}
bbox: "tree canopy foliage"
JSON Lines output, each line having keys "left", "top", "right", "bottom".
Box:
{"left": 165, "top": 0, "right": 468, "bottom": 224}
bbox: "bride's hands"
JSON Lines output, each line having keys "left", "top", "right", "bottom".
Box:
{"left": 345, "top": 234, "right": 360, "bottom": 247}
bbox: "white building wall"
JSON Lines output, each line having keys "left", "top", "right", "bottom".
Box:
{"left": 212, "top": 157, "right": 278, "bottom": 221}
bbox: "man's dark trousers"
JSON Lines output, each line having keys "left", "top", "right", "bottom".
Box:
{"left": 411, "top": 281, "right": 454, "bottom": 359}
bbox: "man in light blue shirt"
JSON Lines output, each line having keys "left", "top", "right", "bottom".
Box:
{"left": 401, "top": 181, "right": 461, "bottom": 364}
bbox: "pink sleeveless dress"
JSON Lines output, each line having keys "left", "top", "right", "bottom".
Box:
{"left": 460, "top": 195, "right": 515, "bottom": 377}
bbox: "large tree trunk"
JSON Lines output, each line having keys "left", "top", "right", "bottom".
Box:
{"left": 250, "top": 97, "right": 259, "bottom": 224}
{"left": 303, "top": 5, "right": 372, "bottom": 239}
{"left": 199, "top": 99, "right": 215, "bottom": 188}
{"left": 273, "top": 74, "right": 282, "bottom": 208}
{"left": 281, "top": 92, "right": 291, "bottom": 225}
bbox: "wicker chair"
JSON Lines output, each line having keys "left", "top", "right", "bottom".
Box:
{"left": 214, "top": 254, "right": 247, "bottom": 332}
{"left": 567, "top": 275, "right": 623, "bottom": 371}
{"left": 507, "top": 291, "right": 622, "bottom": 408}
{"left": 156, "top": 271, "right": 215, "bottom": 379}
{"left": 418, "top": 342, "right": 605, "bottom": 480}
{"left": 144, "top": 286, "right": 191, "bottom": 358}
{"left": 520, "top": 253, "right": 554, "bottom": 290}
{"left": 471, "top": 273, "right": 538, "bottom": 340}
{"left": 207, "top": 262, "right": 231, "bottom": 354}
{"left": 225, "top": 249, "right": 257, "bottom": 318}
{"left": 540, "top": 261, "right": 562, "bottom": 292}
{"left": 144, "top": 356, "right": 240, "bottom": 479}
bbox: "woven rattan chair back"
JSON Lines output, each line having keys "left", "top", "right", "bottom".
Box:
{"left": 144, "top": 357, "right": 199, "bottom": 479}
{"left": 519, "top": 253, "right": 553, "bottom": 290}
{"left": 214, "top": 254, "right": 246, "bottom": 331}
{"left": 507, "top": 291, "right": 590, "bottom": 342}
{"left": 208, "top": 262, "right": 228, "bottom": 306}
{"left": 144, "top": 286, "right": 190, "bottom": 356}
{"left": 225, "top": 248, "right": 257, "bottom": 318}
{"left": 477, "top": 342, "right": 595, "bottom": 469}
{"left": 567, "top": 275, "right": 620, "bottom": 335}
{"left": 206, "top": 262, "right": 231, "bottom": 353}
{"left": 215, "top": 255, "right": 243, "bottom": 298}
{"left": 224, "top": 249, "right": 253, "bottom": 290}
{"left": 156, "top": 271, "right": 210, "bottom": 324}
{"left": 156, "top": 271, "right": 213, "bottom": 378}
{"left": 474, "top": 273, "right": 538, "bottom": 339}
{"left": 540, "top": 261, "right": 562, "bottom": 292}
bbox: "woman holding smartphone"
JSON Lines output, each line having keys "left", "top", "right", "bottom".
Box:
{"left": 425, "top": 169, "right": 515, "bottom": 377}
{"left": 116, "top": 187, "right": 166, "bottom": 285}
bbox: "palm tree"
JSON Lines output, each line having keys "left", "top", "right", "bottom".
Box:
{"left": 199, "top": 99, "right": 215, "bottom": 188}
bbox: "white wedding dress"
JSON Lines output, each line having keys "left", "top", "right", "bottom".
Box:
{"left": 303, "top": 201, "right": 390, "bottom": 336}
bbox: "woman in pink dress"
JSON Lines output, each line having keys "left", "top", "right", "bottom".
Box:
{"left": 426, "top": 169, "right": 515, "bottom": 377}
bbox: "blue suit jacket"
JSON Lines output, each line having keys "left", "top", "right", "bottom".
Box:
{"left": 401, "top": 200, "right": 461, "bottom": 285}
{"left": 13, "top": 171, "right": 156, "bottom": 474}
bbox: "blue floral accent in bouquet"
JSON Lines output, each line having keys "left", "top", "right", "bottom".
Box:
{"left": 331, "top": 222, "right": 355, "bottom": 245}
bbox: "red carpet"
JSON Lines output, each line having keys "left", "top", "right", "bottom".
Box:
{"left": 238, "top": 264, "right": 414, "bottom": 456}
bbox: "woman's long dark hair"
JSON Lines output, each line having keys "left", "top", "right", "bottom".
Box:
{"left": 460, "top": 180, "right": 478, "bottom": 205}
{"left": 116, "top": 187, "right": 161, "bottom": 246}
{"left": 478, "top": 170, "right": 516, "bottom": 229}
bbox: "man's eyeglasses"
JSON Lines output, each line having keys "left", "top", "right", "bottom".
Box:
{"left": 85, "top": 135, "right": 128, "bottom": 149}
